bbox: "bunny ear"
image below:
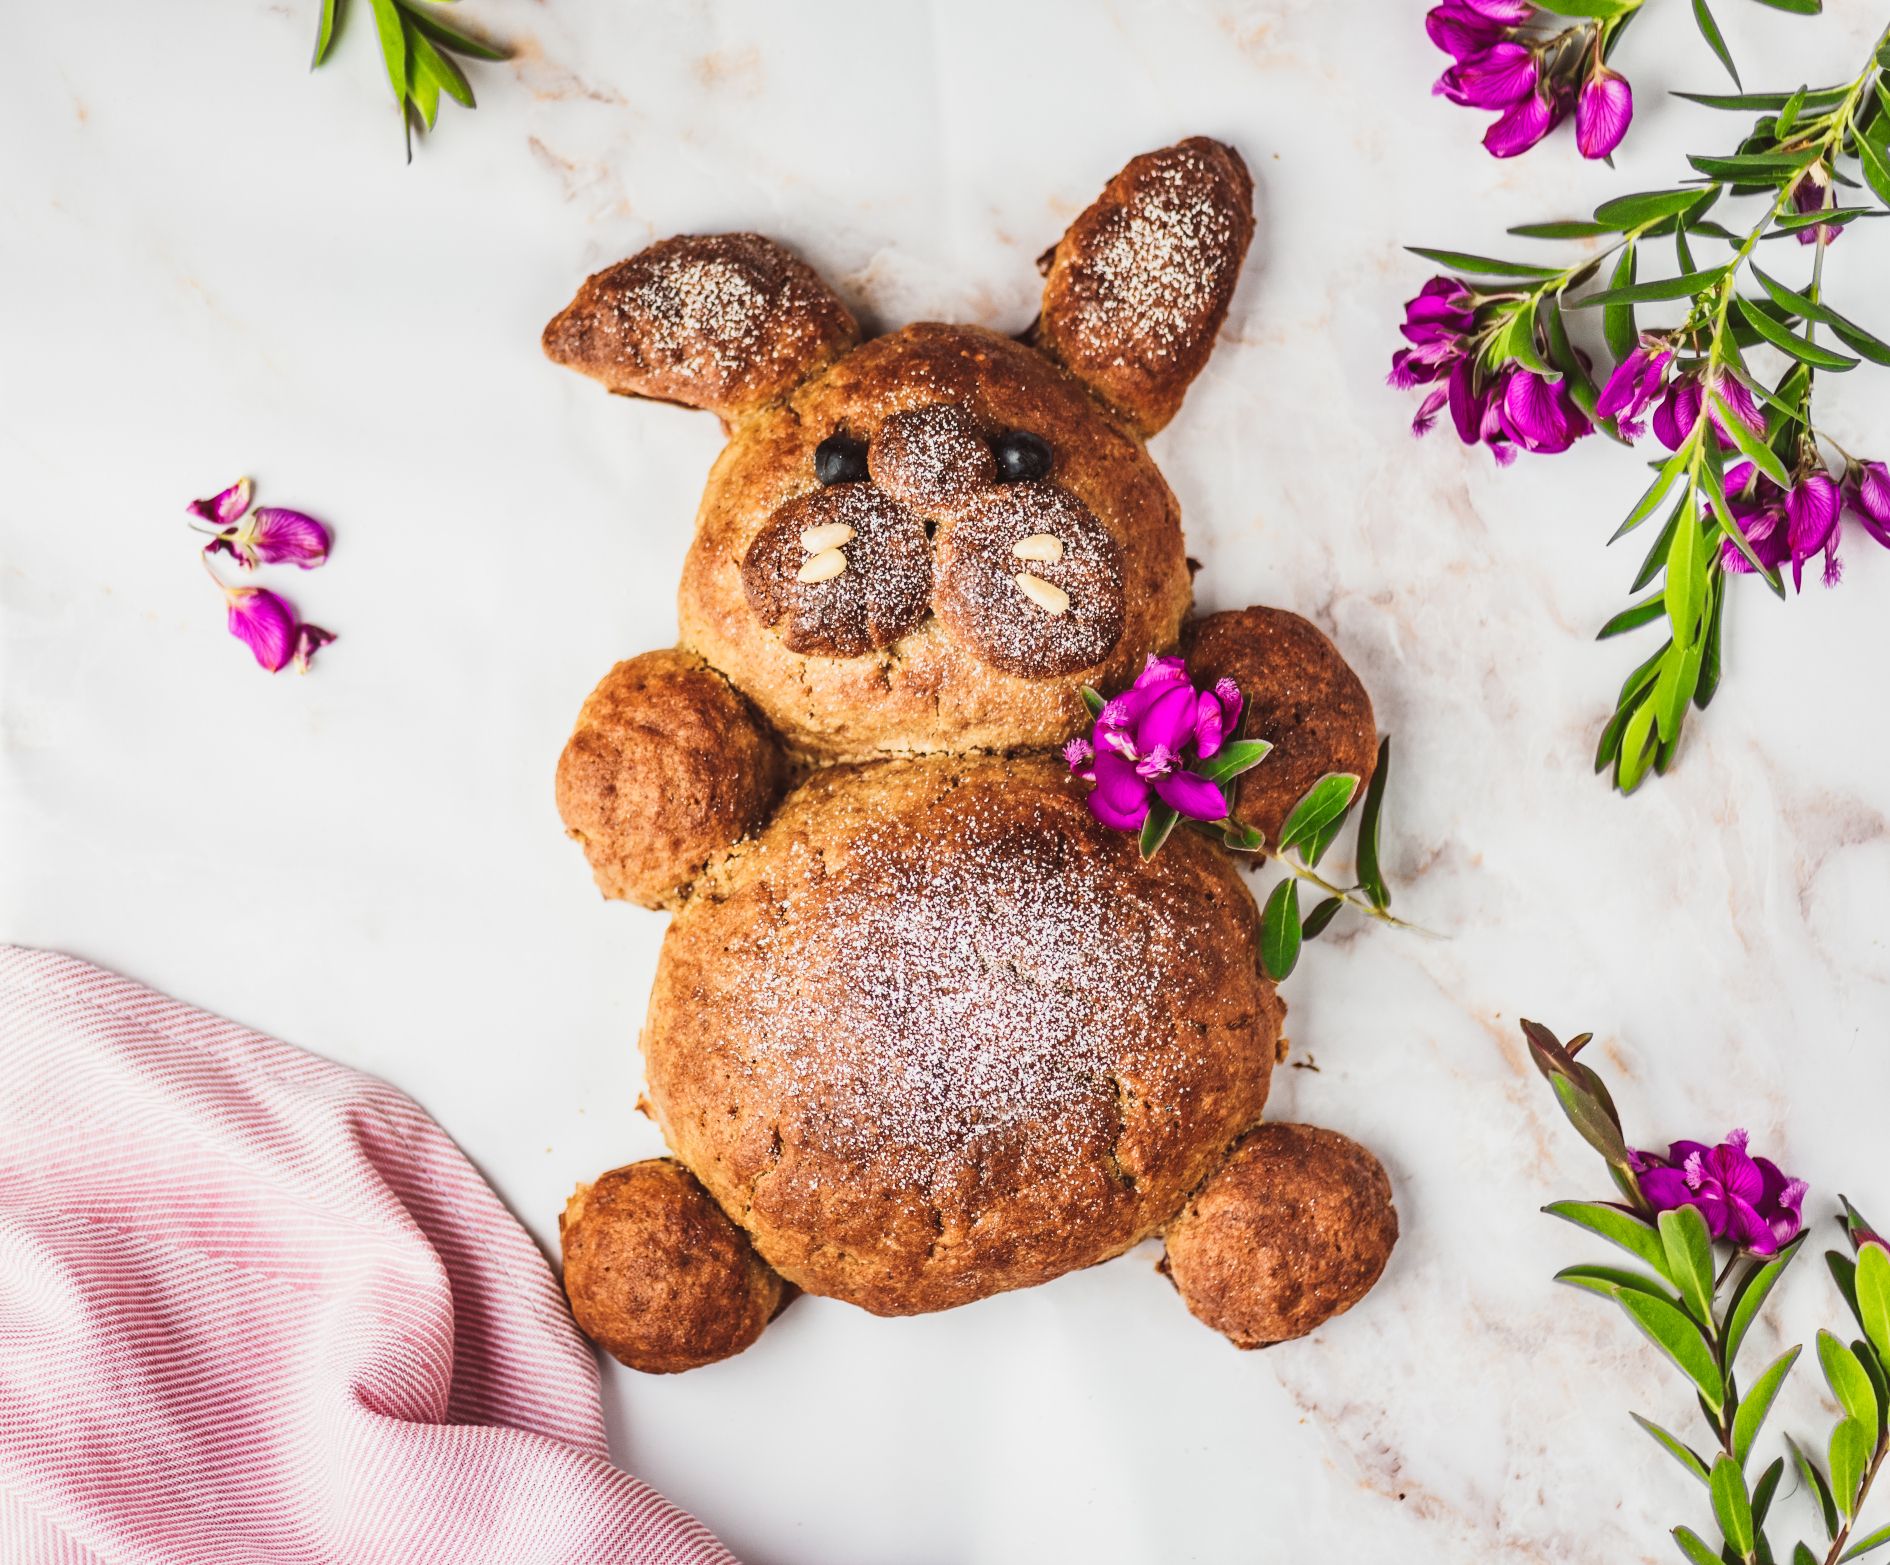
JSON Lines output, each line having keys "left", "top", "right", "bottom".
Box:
{"left": 1031, "top": 139, "right": 1255, "bottom": 438}
{"left": 543, "top": 233, "right": 858, "bottom": 421}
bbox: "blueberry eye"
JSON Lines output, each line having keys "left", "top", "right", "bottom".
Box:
{"left": 814, "top": 434, "right": 868, "bottom": 486}
{"left": 993, "top": 431, "right": 1052, "bottom": 484}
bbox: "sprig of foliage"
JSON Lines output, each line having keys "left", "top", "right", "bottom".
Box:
{"left": 1527, "top": 1020, "right": 1890, "bottom": 1564}
{"left": 311, "top": 0, "right": 506, "bottom": 159}
{"left": 1396, "top": 20, "right": 1890, "bottom": 794}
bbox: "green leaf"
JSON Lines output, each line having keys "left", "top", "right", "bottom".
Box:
{"left": 1733, "top": 1346, "right": 1801, "bottom": 1468}
{"left": 1404, "top": 246, "right": 1562, "bottom": 279}
{"left": 1840, "top": 1522, "right": 1890, "bottom": 1561}
{"left": 366, "top": 0, "right": 410, "bottom": 102}
{"left": 1613, "top": 447, "right": 1689, "bottom": 542}
{"left": 1355, "top": 736, "right": 1391, "bottom": 911}
{"left": 1700, "top": 450, "right": 1781, "bottom": 591}
{"left": 1259, "top": 878, "right": 1302, "bottom": 981}
{"left": 1691, "top": 0, "right": 1739, "bottom": 85}
{"left": 403, "top": 2, "right": 509, "bottom": 61}
{"left": 1139, "top": 801, "right": 1179, "bottom": 861}
{"left": 1558, "top": 1263, "right": 1677, "bottom": 1302}
{"left": 1833, "top": 1250, "right": 1862, "bottom": 1324}
{"left": 1510, "top": 220, "right": 1618, "bottom": 239}
{"left": 1277, "top": 774, "right": 1360, "bottom": 857}
{"left": 1689, "top": 152, "right": 1817, "bottom": 181}
{"left": 1694, "top": 572, "right": 1725, "bottom": 710}
{"left": 1665, "top": 509, "right": 1707, "bottom": 648}
{"left": 1550, "top": 1073, "right": 1632, "bottom": 1167}
{"left": 1545, "top": 1201, "right": 1669, "bottom": 1274}
{"left": 312, "top": 0, "right": 340, "bottom": 65}
{"left": 1603, "top": 243, "right": 1639, "bottom": 362}
{"left": 1301, "top": 895, "right": 1344, "bottom": 941}
{"left": 1221, "top": 821, "right": 1266, "bottom": 854}
{"left": 1774, "top": 206, "right": 1880, "bottom": 233}
{"left": 1598, "top": 594, "right": 1667, "bottom": 639}
{"left": 1747, "top": 0, "right": 1821, "bottom": 11}
{"left": 410, "top": 25, "right": 475, "bottom": 112}
{"left": 1856, "top": 130, "right": 1890, "bottom": 211}
{"left": 1080, "top": 685, "right": 1106, "bottom": 717}
{"left": 1618, "top": 696, "right": 1660, "bottom": 792}
{"left": 1613, "top": 1286, "right": 1725, "bottom": 1409}
{"left": 1752, "top": 1455, "right": 1784, "bottom": 1527}
{"left": 1576, "top": 267, "right": 1732, "bottom": 307}
{"left": 1791, "top": 1436, "right": 1842, "bottom": 1540}
{"left": 1857, "top": 1243, "right": 1890, "bottom": 1368}
{"left": 1831, "top": 1416, "right": 1871, "bottom": 1518}
{"left": 1673, "top": 1526, "right": 1723, "bottom": 1565}
{"left": 1196, "top": 738, "right": 1272, "bottom": 785}
{"left": 1596, "top": 188, "right": 1720, "bottom": 228}
{"left": 1711, "top": 1454, "right": 1755, "bottom": 1556}
{"left": 1830, "top": 316, "right": 1890, "bottom": 368}
{"left": 1734, "top": 296, "right": 1859, "bottom": 369}
{"left": 1805, "top": 1546, "right": 1830, "bottom": 1565}
{"left": 1752, "top": 264, "right": 1890, "bottom": 363}
{"left": 1535, "top": 0, "right": 1639, "bottom": 14}
{"left": 1820, "top": 1331, "right": 1880, "bottom": 1432}
{"left": 1725, "top": 1241, "right": 1802, "bottom": 1370}
{"left": 1631, "top": 1412, "right": 1712, "bottom": 1482}
{"left": 1714, "top": 389, "right": 1793, "bottom": 486}
{"left": 1302, "top": 811, "right": 1347, "bottom": 870}
{"left": 1659, "top": 1204, "right": 1716, "bottom": 1321}
{"left": 1674, "top": 87, "right": 1847, "bottom": 110}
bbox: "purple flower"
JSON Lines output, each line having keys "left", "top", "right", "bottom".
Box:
{"left": 1426, "top": 0, "right": 1535, "bottom": 61}
{"left": 1790, "top": 167, "right": 1842, "bottom": 247}
{"left": 188, "top": 478, "right": 253, "bottom": 530}
{"left": 1785, "top": 470, "right": 1844, "bottom": 590}
{"left": 1652, "top": 371, "right": 1764, "bottom": 453}
{"left": 1595, "top": 337, "right": 1673, "bottom": 441}
{"left": 1576, "top": 66, "right": 1633, "bottom": 160}
{"left": 223, "top": 583, "right": 299, "bottom": 672}
{"left": 1484, "top": 82, "right": 1568, "bottom": 158}
{"left": 1498, "top": 366, "right": 1592, "bottom": 454}
{"left": 1845, "top": 459, "right": 1890, "bottom": 548}
{"left": 1438, "top": 42, "right": 1538, "bottom": 109}
{"left": 206, "top": 507, "right": 333, "bottom": 571}
{"left": 1715, "top": 463, "right": 1791, "bottom": 578}
{"left": 1630, "top": 1129, "right": 1807, "bottom": 1255}
{"left": 1067, "top": 656, "right": 1243, "bottom": 832}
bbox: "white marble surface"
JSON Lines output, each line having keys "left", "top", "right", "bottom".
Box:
{"left": 6, "top": 3, "right": 1890, "bottom": 1561}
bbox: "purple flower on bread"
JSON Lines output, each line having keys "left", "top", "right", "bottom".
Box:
{"left": 1629, "top": 1129, "right": 1806, "bottom": 1256}
{"left": 1067, "top": 656, "right": 1246, "bottom": 832}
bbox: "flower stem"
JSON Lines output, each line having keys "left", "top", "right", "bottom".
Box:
{"left": 1823, "top": 1441, "right": 1889, "bottom": 1565}
{"left": 1275, "top": 856, "right": 1428, "bottom": 934}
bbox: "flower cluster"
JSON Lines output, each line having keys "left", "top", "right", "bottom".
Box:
{"left": 1064, "top": 656, "right": 1244, "bottom": 831}
{"left": 1630, "top": 1129, "right": 1807, "bottom": 1256}
{"left": 1391, "top": 275, "right": 1591, "bottom": 463}
{"left": 1427, "top": 0, "right": 1634, "bottom": 160}
{"left": 186, "top": 479, "right": 336, "bottom": 673}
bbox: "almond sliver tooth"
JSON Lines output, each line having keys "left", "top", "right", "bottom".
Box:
{"left": 1013, "top": 573, "right": 1070, "bottom": 616}
{"left": 797, "top": 548, "right": 849, "bottom": 583}
{"left": 799, "top": 522, "right": 856, "bottom": 553}
{"left": 1011, "top": 533, "right": 1065, "bottom": 563}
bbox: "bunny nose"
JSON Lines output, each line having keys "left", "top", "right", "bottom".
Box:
{"left": 868, "top": 405, "right": 996, "bottom": 515}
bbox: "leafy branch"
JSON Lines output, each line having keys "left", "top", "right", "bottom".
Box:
{"left": 311, "top": 0, "right": 506, "bottom": 158}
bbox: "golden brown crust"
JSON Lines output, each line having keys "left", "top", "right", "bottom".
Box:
{"left": 1182, "top": 608, "right": 1377, "bottom": 847}
{"left": 1034, "top": 138, "right": 1255, "bottom": 438}
{"left": 560, "top": 1159, "right": 790, "bottom": 1374}
{"left": 678, "top": 324, "right": 1191, "bottom": 758}
{"left": 555, "top": 649, "right": 785, "bottom": 909}
{"left": 542, "top": 234, "right": 859, "bottom": 419}
{"left": 1161, "top": 1123, "right": 1397, "bottom": 1349}
{"left": 642, "top": 754, "right": 1281, "bottom": 1317}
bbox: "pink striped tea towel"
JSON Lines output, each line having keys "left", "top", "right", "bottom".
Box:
{"left": 0, "top": 945, "right": 739, "bottom": 1565}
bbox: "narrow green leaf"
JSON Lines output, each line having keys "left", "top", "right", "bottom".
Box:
{"left": 1840, "top": 1521, "right": 1890, "bottom": 1561}
{"left": 1301, "top": 895, "right": 1345, "bottom": 941}
{"left": 1613, "top": 448, "right": 1689, "bottom": 542}
{"left": 1673, "top": 1525, "right": 1723, "bottom": 1565}
{"left": 366, "top": 0, "right": 410, "bottom": 102}
{"left": 1511, "top": 220, "right": 1617, "bottom": 239}
{"left": 1714, "top": 390, "right": 1793, "bottom": 485}
{"left": 403, "top": 3, "right": 509, "bottom": 61}
{"left": 1259, "top": 878, "right": 1302, "bottom": 981}
{"left": 1748, "top": 0, "right": 1821, "bottom": 11}
{"left": 1659, "top": 1204, "right": 1716, "bottom": 1321}
{"left": 1694, "top": 572, "right": 1726, "bottom": 710}
{"left": 1856, "top": 131, "right": 1890, "bottom": 211}
{"left": 1830, "top": 316, "right": 1890, "bottom": 368}
{"left": 1139, "top": 801, "right": 1179, "bottom": 861}
{"left": 1545, "top": 1201, "right": 1671, "bottom": 1275}
{"left": 1691, "top": 0, "right": 1739, "bottom": 85}
{"left": 1613, "top": 1286, "right": 1725, "bottom": 1409}
{"left": 1603, "top": 243, "right": 1639, "bottom": 362}
{"left": 1221, "top": 822, "right": 1266, "bottom": 853}
{"left": 1734, "top": 296, "right": 1859, "bottom": 369}
{"left": 1576, "top": 266, "right": 1732, "bottom": 307}
{"left": 1355, "top": 737, "right": 1391, "bottom": 911}
{"left": 1405, "top": 247, "right": 1561, "bottom": 280}
{"left": 1806, "top": 1545, "right": 1831, "bottom": 1565}
{"left": 1856, "top": 1243, "right": 1890, "bottom": 1368}
{"left": 1302, "top": 811, "right": 1347, "bottom": 870}
{"left": 1196, "top": 738, "right": 1272, "bottom": 784}
{"left": 1617, "top": 696, "right": 1660, "bottom": 792}
{"left": 1673, "top": 88, "right": 1845, "bottom": 110}
{"left": 1791, "top": 1436, "right": 1843, "bottom": 1540}
{"left": 1833, "top": 1250, "right": 1862, "bottom": 1324}
{"left": 1690, "top": 152, "right": 1816, "bottom": 180}
{"left": 1820, "top": 1331, "right": 1880, "bottom": 1432}
{"left": 1633, "top": 497, "right": 1686, "bottom": 592}
{"left": 410, "top": 24, "right": 475, "bottom": 111}
{"left": 313, "top": 0, "right": 340, "bottom": 65}
{"left": 1630, "top": 1411, "right": 1712, "bottom": 1482}
{"left": 1596, "top": 188, "right": 1719, "bottom": 227}
{"left": 1551, "top": 1074, "right": 1632, "bottom": 1166}
{"left": 1558, "top": 1264, "right": 1678, "bottom": 1303}
{"left": 1277, "top": 773, "right": 1360, "bottom": 856}
{"left": 1665, "top": 509, "right": 1707, "bottom": 648}
{"left": 1831, "top": 1416, "right": 1871, "bottom": 1518}
{"left": 1535, "top": 0, "right": 1639, "bottom": 15}
{"left": 1711, "top": 1454, "right": 1755, "bottom": 1556}
{"left": 1774, "top": 206, "right": 1879, "bottom": 233}
{"left": 1752, "top": 1455, "right": 1784, "bottom": 1527}
{"left": 1080, "top": 686, "right": 1105, "bottom": 717}
{"left": 1733, "top": 1345, "right": 1801, "bottom": 1467}
{"left": 1598, "top": 594, "right": 1668, "bottom": 639}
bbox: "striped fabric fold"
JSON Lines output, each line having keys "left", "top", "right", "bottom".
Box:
{"left": 0, "top": 946, "right": 739, "bottom": 1565}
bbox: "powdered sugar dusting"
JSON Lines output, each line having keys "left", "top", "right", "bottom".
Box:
{"left": 629, "top": 254, "right": 778, "bottom": 376}
{"left": 742, "top": 789, "right": 1201, "bottom": 1185}
{"left": 1071, "top": 150, "right": 1237, "bottom": 365}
